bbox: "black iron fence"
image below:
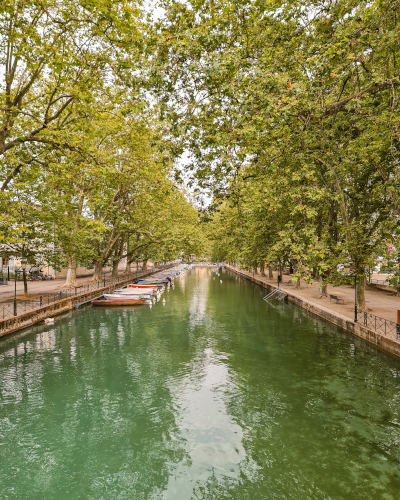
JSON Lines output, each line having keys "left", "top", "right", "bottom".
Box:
{"left": 0, "top": 265, "right": 171, "bottom": 321}
{"left": 357, "top": 310, "right": 400, "bottom": 340}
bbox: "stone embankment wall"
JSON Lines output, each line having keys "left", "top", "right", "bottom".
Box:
{"left": 225, "top": 265, "right": 400, "bottom": 360}
{"left": 0, "top": 267, "right": 172, "bottom": 339}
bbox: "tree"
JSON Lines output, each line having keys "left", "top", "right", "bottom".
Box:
{"left": 153, "top": 0, "right": 400, "bottom": 310}
{"left": 0, "top": 0, "right": 143, "bottom": 188}
{"left": 0, "top": 194, "right": 63, "bottom": 295}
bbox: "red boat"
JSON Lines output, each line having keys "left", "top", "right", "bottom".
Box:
{"left": 92, "top": 298, "right": 146, "bottom": 306}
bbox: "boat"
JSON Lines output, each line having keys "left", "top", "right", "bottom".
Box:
{"left": 92, "top": 298, "right": 146, "bottom": 306}
{"left": 127, "top": 284, "right": 159, "bottom": 289}
{"left": 104, "top": 291, "right": 153, "bottom": 300}
{"left": 135, "top": 281, "right": 166, "bottom": 288}
{"left": 137, "top": 278, "right": 167, "bottom": 283}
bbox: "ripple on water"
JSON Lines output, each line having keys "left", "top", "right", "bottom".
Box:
{"left": 1, "top": 268, "right": 400, "bottom": 499}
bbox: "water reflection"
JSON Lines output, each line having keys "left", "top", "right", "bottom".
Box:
{"left": 164, "top": 346, "right": 246, "bottom": 497}
{"left": 0, "top": 268, "right": 400, "bottom": 500}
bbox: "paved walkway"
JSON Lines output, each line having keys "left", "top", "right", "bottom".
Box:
{"left": 229, "top": 267, "right": 400, "bottom": 324}
{"left": 0, "top": 266, "right": 148, "bottom": 303}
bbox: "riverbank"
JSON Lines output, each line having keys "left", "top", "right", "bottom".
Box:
{"left": 224, "top": 264, "right": 400, "bottom": 360}
{"left": 0, "top": 264, "right": 151, "bottom": 304}
{"left": 0, "top": 266, "right": 172, "bottom": 339}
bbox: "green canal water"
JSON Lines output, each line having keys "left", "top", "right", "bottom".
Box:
{"left": 1, "top": 267, "right": 400, "bottom": 499}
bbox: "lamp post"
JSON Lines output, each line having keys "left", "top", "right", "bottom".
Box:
{"left": 21, "top": 257, "right": 27, "bottom": 295}
{"left": 13, "top": 258, "right": 26, "bottom": 316}
{"left": 13, "top": 267, "right": 18, "bottom": 316}
{"left": 278, "top": 262, "right": 281, "bottom": 288}
{"left": 354, "top": 274, "right": 357, "bottom": 323}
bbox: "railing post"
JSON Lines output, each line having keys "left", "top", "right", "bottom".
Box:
{"left": 40, "top": 296, "right": 42, "bottom": 307}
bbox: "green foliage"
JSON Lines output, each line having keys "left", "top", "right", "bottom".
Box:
{"left": 0, "top": 1, "right": 205, "bottom": 282}
{"left": 153, "top": 0, "right": 400, "bottom": 304}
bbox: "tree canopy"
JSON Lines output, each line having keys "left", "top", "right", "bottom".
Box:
{"left": 1, "top": 0, "right": 399, "bottom": 305}
{"left": 151, "top": 0, "right": 400, "bottom": 306}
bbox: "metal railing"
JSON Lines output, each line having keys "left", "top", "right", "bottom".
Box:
{"left": 0, "top": 265, "right": 171, "bottom": 320}
{"left": 263, "top": 286, "right": 287, "bottom": 301}
{"left": 357, "top": 310, "right": 400, "bottom": 339}
{"left": 369, "top": 278, "right": 391, "bottom": 286}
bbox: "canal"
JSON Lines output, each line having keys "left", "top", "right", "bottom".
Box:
{"left": 1, "top": 267, "right": 400, "bottom": 499}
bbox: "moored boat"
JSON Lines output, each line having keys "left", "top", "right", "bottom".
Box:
{"left": 127, "top": 284, "right": 159, "bottom": 289}
{"left": 104, "top": 291, "right": 153, "bottom": 300}
{"left": 92, "top": 298, "right": 146, "bottom": 306}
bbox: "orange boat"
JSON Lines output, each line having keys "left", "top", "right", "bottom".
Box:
{"left": 127, "top": 284, "right": 158, "bottom": 289}
{"left": 92, "top": 298, "right": 146, "bottom": 306}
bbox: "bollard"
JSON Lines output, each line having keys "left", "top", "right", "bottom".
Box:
{"left": 40, "top": 296, "right": 42, "bottom": 307}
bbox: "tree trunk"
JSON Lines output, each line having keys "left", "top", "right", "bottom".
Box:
{"left": 356, "top": 273, "right": 367, "bottom": 310}
{"left": 142, "top": 259, "right": 147, "bottom": 270}
{"left": 125, "top": 259, "right": 131, "bottom": 274}
{"left": 268, "top": 264, "right": 273, "bottom": 279}
{"left": 113, "top": 238, "right": 124, "bottom": 277}
{"left": 64, "top": 257, "right": 77, "bottom": 287}
{"left": 295, "top": 276, "right": 301, "bottom": 289}
{"left": 112, "top": 260, "right": 119, "bottom": 277}
{"left": 318, "top": 276, "right": 328, "bottom": 297}
{"left": 22, "top": 269, "right": 28, "bottom": 297}
{"left": 253, "top": 267, "right": 257, "bottom": 275}
{"left": 260, "top": 264, "right": 265, "bottom": 276}
{"left": 93, "top": 260, "right": 103, "bottom": 282}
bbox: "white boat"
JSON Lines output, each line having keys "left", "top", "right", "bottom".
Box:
{"left": 105, "top": 293, "right": 153, "bottom": 300}
{"left": 127, "top": 285, "right": 159, "bottom": 292}
{"left": 104, "top": 289, "right": 153, "bottom": 300}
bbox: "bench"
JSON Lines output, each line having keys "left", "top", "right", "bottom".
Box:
{"left": 329, "top": 294, "right": 344, "bottom": 304}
